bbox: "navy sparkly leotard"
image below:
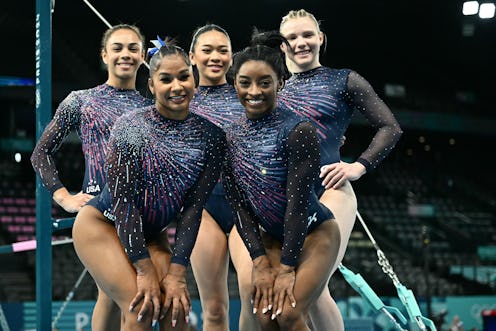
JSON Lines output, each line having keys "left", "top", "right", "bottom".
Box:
{"left": 189, "top": 84, "right": 245, "bottom": 233}
{"left": 31, "top": 84, "right": 153, "bottom": 195}
{"left": 89, "top": 106, "right": 226, "bottom": 266}
{"left": 223, "top": 107, "right": 333, "bottom": 266}
{"left": 278, "top": 67, "right": 402, "bottom": 195}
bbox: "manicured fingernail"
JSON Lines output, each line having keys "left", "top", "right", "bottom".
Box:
{"left": 253, "top": 308, "right": 257, "bottom": 314}
{"left": 271, "top": 313, "right": 276, "bottom": 320}
{"left": 129, "top": 305, "right": 134, "bottom": 312}
{"left": 292, "top": 302, "right": 296, "bottom": 308}
{"left": 268, "top": 304, "right": 272, "bottom": 310}
{"left": 186, "top": 316, "right": 189, "bottom": 324}
{"left": 152, "top": 320, "right": 157, "bottom": 327}
{"left": 262, "top": 307, "right": 267, "bottom": 314}
{"left": 137, "top": 314, "right": 143, "bottom": 322}
{"left": 172, "top": 319, "right": 177, "bottom": 327}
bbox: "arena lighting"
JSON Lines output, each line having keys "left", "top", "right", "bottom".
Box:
{"left": 463, "top": 1, "right": 480, "bottom": 15}
{"left": 479, "top": 3, "right": 496, "bottom": 18}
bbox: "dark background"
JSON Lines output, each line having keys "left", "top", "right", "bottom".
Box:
{"left": 1, "top": 0, "right": 495, "bottom": 116}
{"left": 0, "top": 0, "right": 495, "bottom": 310}
{"left": 0, "top": 0, "right": 495, "bottom": 184}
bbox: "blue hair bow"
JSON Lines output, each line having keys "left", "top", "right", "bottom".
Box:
{"left": 147, "top": 35, "right": 166, "bottom": 58}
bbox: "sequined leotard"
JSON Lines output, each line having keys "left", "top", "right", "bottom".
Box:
{"left": 189, "top": 84, "right": 245, "bottom": 233}
{"left": 89, "top": 106, "right": 226, "bottom": 266}
{"left": 30, "top": 84, "right": 153, "bottom": 195}
{"left": 223, "top": 107, "right": 333, "bottom": 266}
{"left": 278, "top": 67, "right": 402, "bottom": 195}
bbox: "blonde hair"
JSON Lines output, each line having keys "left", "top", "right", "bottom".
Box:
{"left": 279, "top": 9, "right": 326, "bottom": 73}
{"left": 279, "top": 9, "right": 321, "bottom": 32}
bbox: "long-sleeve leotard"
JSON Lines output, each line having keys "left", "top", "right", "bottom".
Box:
{"left": 99, "top": 107, "right": 226, "bottom": 265}
{"left": 189, "top": 83, "right": 245, "bottom": 232}
{"left": 223, "top": 107, "right": 333, "bottom": 266}
{"left": 31, "top": 84, "right": 153, "bottom": 195}
{"left": 278, "top": 67, "right": 402, "bottom": 172}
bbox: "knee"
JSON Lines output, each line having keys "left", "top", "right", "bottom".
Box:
{"left": 276, "top": 308, "right": 305, "bottom": 330}
{"left": 121, "top": 311, "right": 150, "bottom": 331}
{"left": 96, "top": 290, "right": 119, "bottom": 311}
{"left": 256, "top": 311, "right": 274, "bottom": 329}
{"left": 202, "top": 298, "right": 228, "bottom": 324}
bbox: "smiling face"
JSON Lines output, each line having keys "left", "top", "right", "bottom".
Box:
{"left": 148, "top": 54, "right": 195, "bottom": 120}
{"left": 101, "top": 28, "right": 144, "bottom": 88}
{"left": 189, "top": 29, "right": 232, "bottom": 86}
{"left": 279, "top": 16, "right": 324, "bottom": 73}
{"left": 234, "top": 60, "right": 282, "bottom": 120}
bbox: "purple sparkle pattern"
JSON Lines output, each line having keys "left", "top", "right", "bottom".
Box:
{"left": 189, "top": 83, "right": 245, "bottom": 217}
{"left": 224, "top": 108, "right": 331, "bottom": 266}
{"left": 226, "top": 109, "right": 288, "bottom": 229}
{"left": 106, "top": 106, "right": 226, "bottom": 265}
{"left": 190, "top": 83, "right": 245, "bottom": 130}
{"left": 278, "top": 67, "right": 402, "bottom": 171}
{"left": 31, "top": 84, "right": 153, "bottom": 195}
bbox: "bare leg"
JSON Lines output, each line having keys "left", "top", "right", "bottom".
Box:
{"left": 257, "top": 221, "right": 341, "bottom": 331}
{"left": 228, "top": 227, "right": 261, "bottom": 331}
{"left": 91, "top": 287, "right": 121, "bottom": 331}
{"left": 72, "top": 206, "right": 184, "bottom": 331}
{"left": 308, "top": 181, "right": 357, "bottom": 331}
{"left": 190, "top": 210, "right": 230, "bottom": 331}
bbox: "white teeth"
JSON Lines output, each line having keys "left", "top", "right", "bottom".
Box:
{"left": 247, "top": 100, "right": 263, "bottom": 105}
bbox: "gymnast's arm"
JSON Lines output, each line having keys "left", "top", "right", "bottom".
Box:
{"left": 162, "top": 128, "right": 227, "bottom": 318}
{"left": 222, "top": 157, "right": 275, "bottom": 311}
{"left": 346, "top": 70, "right": 403, "bottom": 171}
{"left": 105, "top": 119, "right": 162, "bottom": 318}
{"left": 222, "top": 157, "right": 266, "bottom": 261}
{"left": 30, "top": 92, "right": 93, "bottom": 211}
{"left": 281, "top": 121, "right": 320, "bottom": 267}
{"left": 171, "top": 128, "right": 227, "bottom": 268}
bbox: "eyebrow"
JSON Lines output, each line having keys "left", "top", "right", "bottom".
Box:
{"left": 158, "top": 69, "right": 190, "bottom": 76}
{"left": 200, "top": 43, "right": 229, "bottom": 48}
{"left": 238, "top": 74, "right": 273, "bottom": 80}
{"left": 110, "top": 42, "right": 141, "bottom": 47}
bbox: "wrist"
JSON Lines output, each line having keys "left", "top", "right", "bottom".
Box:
{"left": 355, "top": 158, "right": 370, "bottom": 174}
{"left": 167, "top": 263, "right": 187, "bottom": 278}
{"left": 279, "top": 264, "right": 295, "bottom": 274}
{"left": 133, "top": 258, "right": 154, "bottom": 275}
{"left": 53, "top": 187, "right": 70, "bottom": 204}
{"left": 253, "top": 255, "right": 271, "bottom": 270}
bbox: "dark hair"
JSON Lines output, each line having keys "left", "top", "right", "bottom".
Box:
{"left": 189, "top": 24, "right": 231, "bottom": 86}
{"left": 189, "top": 23, "right": 231, "bottom": 53}
{"left": 100, "top": 24, "right": 146, "bottom": 51}
{"left": 229, "top": 29, "right": 291, "bottom": 82}
{"left": 147, "top": 37, "right": 191, "bottom": 77}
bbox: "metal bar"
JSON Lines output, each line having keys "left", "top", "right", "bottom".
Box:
{"left": 0, "top": 238, "right": 74, "bottom": 254}
{"left": 35, "top": 0, "right": 53, "bottom": 329}
{"left": 82, "top": 0, "right": 150, "bottom": 69}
